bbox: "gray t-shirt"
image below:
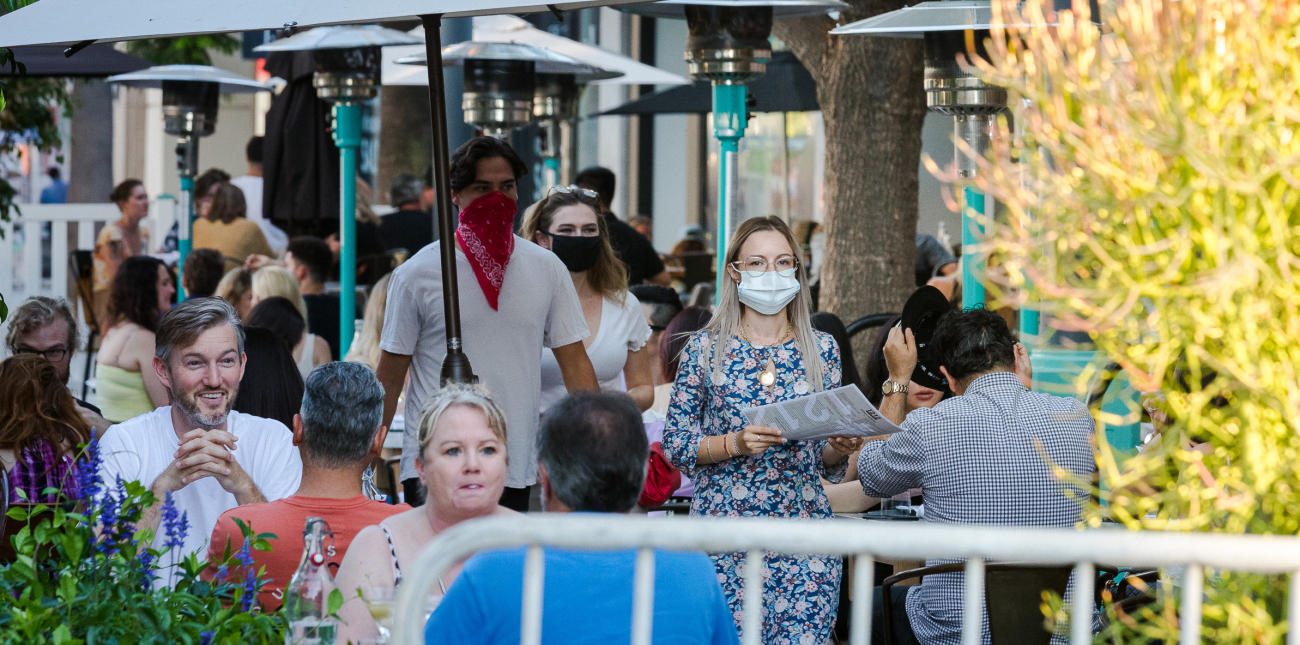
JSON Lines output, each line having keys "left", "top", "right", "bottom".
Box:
{"left": 380, "top": 237, "right": 588, "bottom": 487}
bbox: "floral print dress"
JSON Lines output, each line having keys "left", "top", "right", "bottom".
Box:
{"left": 663, "top": 329, "right": 845, "bottom": 645}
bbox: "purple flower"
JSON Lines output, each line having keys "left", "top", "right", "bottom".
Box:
{"left": 160, "top": 492, "right": 189, "bottom": 552}
{"left": 93, "top": 482, "right": 123, "bottom": 556}
{"left": 74, "top": 435, "right": 103, "bottom": 506}
{"left": 236, "top": 540, "right": 258, "bottom": 611}
{"left": 136, "top": 549, "right": 157, "bottom": 588}
{"left": 214, "top": 565, "right": 229, "bottom": 582}
{"left": 199, "top": 630, "right": 214, "bottom": 645}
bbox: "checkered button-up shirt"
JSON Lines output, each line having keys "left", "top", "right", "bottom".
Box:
{"left": 857, "top": 371, "right": 1097, "bottom": 645}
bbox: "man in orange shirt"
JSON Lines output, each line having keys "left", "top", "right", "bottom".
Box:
{"left": 208, "top": 361, "right": 407, "bottom": 610}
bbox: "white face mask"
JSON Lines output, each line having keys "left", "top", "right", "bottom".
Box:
{"left": 736, "top": 268, "right": 800, "bottom": 315}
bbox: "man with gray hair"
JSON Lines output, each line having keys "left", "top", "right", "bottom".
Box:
{"left": 98, "top": 297, "right": 302, "bottom": 572}
{"left": 5, "top": 295, "right": 110, "bottom": 434}
{"left": 379, "top": 172, "right": 434, "bottom": 253}
{"left": 424, "top": 392, "right": 739, "bottom": 644}
{"left": 207, "top": 361, "right": 406, "bottom": 609}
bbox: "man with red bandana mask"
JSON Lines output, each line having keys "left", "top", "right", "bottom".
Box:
{"left": 97, "top": 297, "right": 302, "bottom": 585}
{"left": 378, "top": 137, "right": 598, "bottom": 511}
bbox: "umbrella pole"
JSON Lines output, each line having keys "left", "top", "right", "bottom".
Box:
{"left": 332, "top": 103, "right": 361, "bottom": 357}
{"left": 422, "top": 13, "right": 476, "bottom": 385}
{"left": 956, "top": 114, "right": 992, "bottom": 310}
{"left": 712, "top": 82, "right": 747, "bottom": 301}
{"left": 176, "top": 135, "right": 198, "bottom": 302}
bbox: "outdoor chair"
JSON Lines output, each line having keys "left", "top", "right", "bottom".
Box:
{"left": 880, "top": 562, "right": 1072, "bottom": 645}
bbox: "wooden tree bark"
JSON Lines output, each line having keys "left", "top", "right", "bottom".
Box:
{"left": 776, "top": 2, "right": 927, "bottom": 363}
{"left": 66, "top": 79, "right": 114, "bottom": 204}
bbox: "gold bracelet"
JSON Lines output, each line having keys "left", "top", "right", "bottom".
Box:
{"left": 723, "top": 433, "right": 735, "bottom": 459}
{"left": 702, "top": 436, "right": 715, "bottom": 463}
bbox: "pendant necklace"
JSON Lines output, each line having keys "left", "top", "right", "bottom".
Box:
{"left": 741, "top": 320, "right": 792, "bottom": 389}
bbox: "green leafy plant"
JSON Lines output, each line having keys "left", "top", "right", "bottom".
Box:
{"left": 125, "top": 35, "right": 240, "bottom": 66}
{"left": 0, "top": 438, "right": 288, "bottom": 643}
{"left": 946, "top": 0, "right": 1300, "bottom": 641}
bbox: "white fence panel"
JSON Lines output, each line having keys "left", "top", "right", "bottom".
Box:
{"left": 394, "top": 515, "right": 1300, "bottom": 645}
{"left": 0, "top": 199, "right": 177, "bottom": 396}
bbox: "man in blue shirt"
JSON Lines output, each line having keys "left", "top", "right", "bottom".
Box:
{"left": 39, "top": 167, "right": 66, "bottom": 203}
{"left": 424, "top": 392, "right": 739, "bottom": 645}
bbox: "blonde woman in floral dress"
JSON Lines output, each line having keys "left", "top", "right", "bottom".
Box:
{"left": 663, "top": 215, "right": 862, "bottom": 644}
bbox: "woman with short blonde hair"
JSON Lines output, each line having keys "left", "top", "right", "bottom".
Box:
{"left": 334, "top": 384, "right": 514, "bottom": 642}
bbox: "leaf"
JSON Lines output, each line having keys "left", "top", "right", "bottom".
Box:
{"left": 326, "top": 588, "right": 344, "bottom": 616}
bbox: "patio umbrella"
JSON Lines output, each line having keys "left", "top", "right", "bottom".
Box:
{"left": 0, "top": 1, "right": 648, "bottom": 46}
{"left": 599, "top": 51, "right": 817, "bottom": 115}
{"left": 3, "top": 45, "right": 148, "bottom": 76}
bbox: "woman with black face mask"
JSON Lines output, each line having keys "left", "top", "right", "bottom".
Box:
{"left": 521, "top": 186, "right": 655, "bottom": 413}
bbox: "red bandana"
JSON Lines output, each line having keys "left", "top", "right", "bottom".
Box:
{"left": 455, "top": 191, "right": 517, "bottom": 310}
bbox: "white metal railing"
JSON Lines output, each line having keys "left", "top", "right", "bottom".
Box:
{"left": 394, "top": 514, "right": 1300, "bottom": 645}
{"left": 0, "top": 199, "right": 177, "bottom": 306}
{"left": 0, "top": 199, "right": 176, "bottom": 394}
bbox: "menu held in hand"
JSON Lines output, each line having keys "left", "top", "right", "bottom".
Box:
{"left": 741, "top": 385, "right": 902, "bottom": 441}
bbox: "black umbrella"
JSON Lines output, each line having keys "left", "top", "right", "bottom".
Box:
{"left": 4, "top": 45, "right": 148, "bottom": 76}
{"left": 262, "top": 51, "right": 340, "bottom": 234}
{"left": 597, "top": 51, "right": 818, "bottom": 116}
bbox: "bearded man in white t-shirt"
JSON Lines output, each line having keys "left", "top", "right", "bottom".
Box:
{"left": 98, "top": 297, "right": 302, "bottom": 568}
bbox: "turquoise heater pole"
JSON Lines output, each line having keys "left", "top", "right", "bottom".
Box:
{"left": 174, "top": 133, "right": 200, "bottom": 302}
{"left": 954, "top": 113, "right": 993, "bottom": 310}
{"left": 713, "top": 82, "right": 748, "bottom": 299}
{"left": 331, "top": 103, "right": 361, "bottom": 358}
{"left": 176, "top": 173, "right": 194, "bottom": 302}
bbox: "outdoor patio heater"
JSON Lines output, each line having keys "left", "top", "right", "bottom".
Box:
{"left": 255, "top": 25, "right": 421, "bottom": 358}
{"left": 383, "top": 18, "right": 682, "bottom": 190}
{"left": 106, "top": 65, "right": 269, "bottom": 300}
{"left": 395, "top": 42, "right": 613, "bottom": 188}
{"left": 625, "top": 0, "right": 847, "bottom": 296}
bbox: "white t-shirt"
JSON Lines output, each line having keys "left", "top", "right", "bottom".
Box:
{"left": 97, "top": 408, "right": 302, "bottom": 567}
{"left": 380, "top": 237, "right": 589, "bottom": 487}
{"left": 538, "top": 293, "right": 651, "bottom": 413}
{"left": 230, "top": 174, "right": 288, "bottom": 255}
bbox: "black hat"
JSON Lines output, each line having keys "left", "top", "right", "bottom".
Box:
{"left": 900, "top": 285, "right": 952, "bottom": 392}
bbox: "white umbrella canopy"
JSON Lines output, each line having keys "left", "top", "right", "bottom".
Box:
{"left": 0, "top": 0, "right": 653, "bottom": 47}
{"left": 382, "top": 17, "right": 690, "bottom": 87}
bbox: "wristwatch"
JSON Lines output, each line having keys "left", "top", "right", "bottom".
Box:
{"left": 881, "top": 379, "right": 909, "bottom": 396}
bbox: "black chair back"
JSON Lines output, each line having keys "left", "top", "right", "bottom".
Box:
{"left": 985, "top": 565, "right": 1073, "bottom": 644}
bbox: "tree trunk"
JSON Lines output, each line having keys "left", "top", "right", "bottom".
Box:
{"left": 376, "top": 85, "right": 432, "bottom": 205}
{"left": 776, "top": 1, "right": 927, "bottom": 368}
{"left": 66, "top": 79, "right": 114, "bottom": 204}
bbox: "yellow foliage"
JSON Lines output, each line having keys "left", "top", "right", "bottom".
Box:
{"left": 955, "top": 0, "right": 1300, "bottom": 640}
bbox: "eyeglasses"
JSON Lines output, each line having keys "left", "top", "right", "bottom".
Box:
{"left": 16, "top": 345, "right": 68, "bottom": 363}
{"left": 730, "top": 254, "right": 799, "bottom": 278}
{"left": 548, "top": 185, "right": 600, "bottom": 201}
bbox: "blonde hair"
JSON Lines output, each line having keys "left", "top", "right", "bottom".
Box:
{"left": 700, "top": 215, "right": 825, "bottom": 390}
{"left": 356, "top": 178, "right": 380, "bottom": 226}
{"left": 251, "top": 266, "right": 308, "bottom": 321}
{"left": 215, "top": 267, "right": 253, "bottom": 311}
{"left": 344, "top": 273, "right": 391, "bottom": 369}
{"left": 519, "top": 191, "right": 627, "bottom": 303}
{"left": 415, "top": 384, "right": 509, "bottom": 459}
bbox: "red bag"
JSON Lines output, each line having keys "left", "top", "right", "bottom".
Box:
{"left": 639, "top": 441, "right": 682, "bottom": 508}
